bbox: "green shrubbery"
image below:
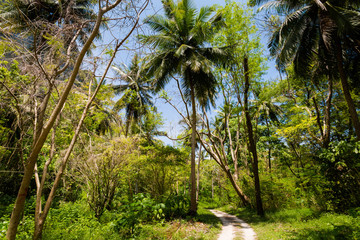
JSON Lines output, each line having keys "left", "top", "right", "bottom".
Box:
{"left": 222, "top": 206, "right": 360, "bottom": 240}
{"left": 0, "top": 194, "right": 220, "bottom": 240}
{"left": 0, "top": 195, "right": 36, "bottom": 240}
{"left": 163, "top": 193, "right": 189, "bottom": 219}
{"left": 40, "top": 201, "right": 118, "bottom": 240}
{"left": 115, "top": 193, "right": 165, "bottom": 236}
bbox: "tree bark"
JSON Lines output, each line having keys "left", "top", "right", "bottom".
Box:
{"left": 226, "top": 111, "right": 238, "bottom": 181}
{"left": 323, "top": 77, "right": 332, "bottom": 147}
{"left": 34, "top": 114, "right": 59, "bottom": 236}
{"left": 265, "top": 118, "right": 271, "bottom": 172}
{"left": 222, "top": 165, "right": 250, "bottom": 206}
{"left": 335, "top": 40, "right": 360, "bottom": 140}
{"left": 196, "top": 145, "right": 202, "bottom": 202}
{"left": 243, "top": 57, "right": 264, "bottom": 216}
{"left": 189, "top": 83, "right": 197, "bottom": 216}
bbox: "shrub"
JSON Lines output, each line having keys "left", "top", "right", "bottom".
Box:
{"left": 115, "top": 193, "right": 165, "bottom": 236}
{"left": 163, "top": 193, "right": 189, "bottom": 219}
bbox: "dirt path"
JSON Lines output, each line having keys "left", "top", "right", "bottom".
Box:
{"left": 210, "top": 209, "right": 257, "bottom": 240}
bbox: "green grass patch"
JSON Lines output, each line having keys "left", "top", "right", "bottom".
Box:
{"left": 133, "top": 207, "right": 222, "bottom": 240}
{"left": 221, "top": 206, "right": 360, "bottom": 240}
{"left": 0, "top": 201, "right": 221, "bottom": 240}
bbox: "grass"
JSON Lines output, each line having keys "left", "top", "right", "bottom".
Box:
{"left": 136, "top": 207, "right": 222, "bottom": 240}
{"left": 0, "top": 200, "right": 222, "bottom": 240}
{"left": 219, "top": 206, "right": 360, "bottom": 240}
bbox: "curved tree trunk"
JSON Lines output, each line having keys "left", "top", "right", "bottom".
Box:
{"left": 222, "top": 166, "right": 250, "bottom": 206}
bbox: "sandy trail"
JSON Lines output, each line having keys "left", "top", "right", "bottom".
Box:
{"left": 210, "top": 209, "right": 257, "bottom": 240}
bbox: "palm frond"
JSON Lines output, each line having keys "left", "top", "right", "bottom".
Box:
{"left": 252, "top": 0, "right": 306, "bottom": 14}
{"left": 277, "top": 7, "right": 311, "bottom": 63}
{"left": 111, "top": 66, "right": 128, "bottom": 80}
{"left": 142, "top": 0, "right": 227, "bottom": 111}
{"left": 144, "top": 15, "right": 173, "bottom": 35}
{"left": 139, "top": 34, "right": 178, "bottom": 49}
{"left": 326, "top": 3, "right": 360, "bottom": 37}
{"left": 175, "top": 44, "right": 193, "bottom": 57}
{"left": 293, "top": 19, "right": 318, "bottom": 77}
{"left": 196, "top": 6, "right": 213, "bottom": 23}
{"left": 162, "top": 0, "right": 176, "bottom": 19}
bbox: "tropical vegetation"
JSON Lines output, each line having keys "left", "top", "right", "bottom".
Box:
{"left": 1, "top": 0, "right": 360, "bottom": 239}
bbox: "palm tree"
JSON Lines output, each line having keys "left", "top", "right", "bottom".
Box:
{"left": 0, "top": 0, "right": 96, "bottom": 46}
{"left": 112, "top": 54, "right": 154, "bottom": 136}
{"left": 249, "top": 0, "right": 360, "bottom": 139}
{"left": 140, "top": 0, "right": 229, "bottom": 215}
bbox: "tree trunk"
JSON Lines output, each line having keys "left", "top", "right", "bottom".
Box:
{"left": 211, "top": 172, "right": 214, "bottom": 199}
{"left": 176, "top": 180, "right": 179, "bottom": 194}
{"left": 189, "top": 83, "right": 197, "bottom": 216}
{"left": 222, "top": 165, "right": 250, "bottom": 206}
{"left": 6, "top": 7, "right": 112, "bottom": 238}
{"left": 265, "top": 118, "right": 271, "bottom": 172}
{"left": 33, "top": 42, "right": 124, "bottom": 240}
{"left": 35, "top": 115, "right": 59, "bottom": 234}
{"left": 183, "top": 178, "right": 186, "bottom": 195}
{"left": 243, "top": 57, "right": 264, "bottom": 216}
{"left": 226, "top": 111, "right": 238, "bottom": 181}
{"left": 323, "top": 77, "right": 332, "bottom": 147}
{"left": 6, "top": 1, "right": 140, "bottom": 237}
{"left": 196, "top": 146, "right": 202, "bottom": 202}
{"left": 335, "top": 40, "right": 360, "bottom": 140}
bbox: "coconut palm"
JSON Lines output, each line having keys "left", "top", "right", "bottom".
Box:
{"left": 140, "top": 0, "right": 229, "bottom": 215}
{"left": 249, "top": 0, "right": 360, "bottom": 139}
{"left": 112, "top": 54, "right": 154, "bottom": 136}
{"left": 0, "top": 0, "right": 97, "bottom": 49}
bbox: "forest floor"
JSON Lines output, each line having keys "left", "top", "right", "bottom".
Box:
{"left": 210, "top": 209, "right": 257, "bottom": 240}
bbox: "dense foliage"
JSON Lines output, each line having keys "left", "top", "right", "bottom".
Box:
{"left": 1, "top": 0, "right": 360, "bottom": 239}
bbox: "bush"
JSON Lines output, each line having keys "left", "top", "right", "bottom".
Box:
{"left": 0, "top": 215, "right": 34, "bottom": 240}
{"left": 42, "top": 201, "right": 120, "bottom": 240}
{"left": 163, "top": 193, "right": 189, "bottom": 219}
{"left": 317, "top": 139, "right": 360, "bottom": 211}
{"left": 115, "top": 193, "right": 165, "bottom": 236}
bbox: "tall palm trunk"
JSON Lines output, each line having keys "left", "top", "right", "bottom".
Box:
{"left": 196, "top": 145, "right": 202, "bottom": 202}
{"left": 323, "top": 77, "right": 333, "bottom": 147}
{"left": 243, "top": 57, "right": 264, "bottom": 216}
{"left": 335, "top": 40, "right": 360, "bottom": 140}
{"left": 319, "top": 7, "right": 360, "bottom": 140}
{"left": 265, "top": 118, "right": 271, "bottom": 172}
{"left": 189, "top": 82, "right": 197, "bottom": 216}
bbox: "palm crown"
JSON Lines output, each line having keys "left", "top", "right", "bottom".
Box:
{"left": 140, "top": 0, "right": 230, "bottom": 215}
{"left": 140, "top": 0, "right": 228, "bottom": 109}
{"left": 112, "top": 54, "right": 154, "bottom": 136}
{"left": 250, "top": 0, "right": 360, "bottom": 139}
